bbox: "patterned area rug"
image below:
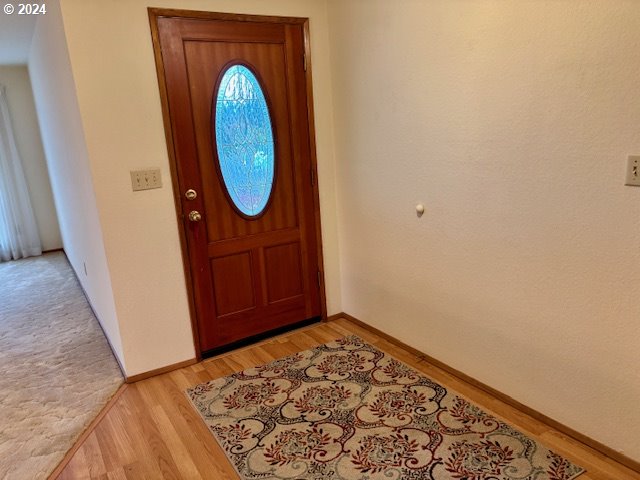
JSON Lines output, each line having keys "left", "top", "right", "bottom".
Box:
{"left": 187, "top": 336, "right": 584, "bottom": 480}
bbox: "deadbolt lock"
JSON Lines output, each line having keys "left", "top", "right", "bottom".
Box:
{"left": 185, "top": 189, "right": 197, "bottom": 200}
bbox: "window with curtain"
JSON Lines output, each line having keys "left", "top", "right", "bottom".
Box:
{"left": 0, "top": 85, "right": 41, "bottom": 262}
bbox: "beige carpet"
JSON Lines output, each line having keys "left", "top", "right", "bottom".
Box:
{"left": 0, "top": 252, "right": 123, "bottom": 480}
{"left": 188, "top": 335, "right": 585, "bottom": 480}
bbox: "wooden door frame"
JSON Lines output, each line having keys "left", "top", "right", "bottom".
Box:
{"left": 148, "top": 8, "right": 327, "bottom": 360}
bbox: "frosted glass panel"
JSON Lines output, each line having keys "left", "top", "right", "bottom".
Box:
{"left": 215, "top": 64, "right": 275, "bottom": 217}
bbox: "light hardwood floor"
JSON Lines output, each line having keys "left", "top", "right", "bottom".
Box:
{"left": 55, "top": 318, "right": 640, "bottom": 480}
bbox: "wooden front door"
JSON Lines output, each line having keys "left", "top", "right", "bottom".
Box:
{"left": 150, "top": 10, "right": 324, "bottom": 355}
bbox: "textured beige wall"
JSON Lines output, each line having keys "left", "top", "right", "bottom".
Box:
{"left": 327, "top": 0, "right": 640, "bottom": 461}
{"left": 29, "top": 1, "right": 124, "bottom": 365}
{"left": 57, "top": 0, "right": 340, "bottom": 376}
{"left": 0, "top": 65, "right": 61, "bottom": 251}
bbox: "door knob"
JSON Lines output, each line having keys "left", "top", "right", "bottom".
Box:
{"left": 188, "top": 210, "right": 202, "bottom": 222}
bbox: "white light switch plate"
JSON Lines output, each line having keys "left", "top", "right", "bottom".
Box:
{"left": 131, "top": 168, "right": 162, "bottom": 191}
{"left": 625, "top": 156, "right": 640, "bottom": 187}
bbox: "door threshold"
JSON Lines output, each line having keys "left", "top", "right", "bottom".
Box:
{"left": 201, "top": 316, "right": 321, "bottom": 358}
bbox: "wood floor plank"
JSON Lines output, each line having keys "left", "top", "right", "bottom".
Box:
{"left": 57, "top": 440, "right": 91, "bottom": 480}
{"left": 93, "top": 413, "right": 137, "bottom": 472}
{"left": 54, "top": 318, "right": 640, "bottom": 480}
{"left": 153, "top": 376, "right": 238, "bottom": 479}
{"left": 106, "top": 468, "right": 127, "bottom": 480}
{"left": 149, "top": 404, "right": 201, "bottom": 479}
{"left": 107, "top": 397, "right": 166, "bottom": 480}
{"left": 79, "top": 433, "right": 108, "bottom": 478}
{"left": 258, "top": 339, "right": 300, "bottom": 359}
{"left": 123, "top": 385, "right": 183, "bottom": 480}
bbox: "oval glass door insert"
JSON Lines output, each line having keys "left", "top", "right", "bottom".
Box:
{"left": 214, "top": 64, "right": 275, "bottom": 217}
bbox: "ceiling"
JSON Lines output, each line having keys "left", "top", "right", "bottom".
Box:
{"left": 0, "top": 12, "right": 38, "bottom": 64}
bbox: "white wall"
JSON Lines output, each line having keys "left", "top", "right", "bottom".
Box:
{"left": 328, "top": 0, "right": 640, "bottom": 462}
{"left": 0, "top": 65, "right": 61, "bottom": 251}
{"left": 28, "top": 1, "right": 124, "bottom": 366}
{"left": 55, "top": 0, "right": 340, "bottom": 376}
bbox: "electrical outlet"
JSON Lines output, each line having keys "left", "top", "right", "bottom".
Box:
{"left": 131, "top": 168, "right": 162, "bottom": 191}
{"left": 625, "top": 156, "right": 640, "bottom": 186}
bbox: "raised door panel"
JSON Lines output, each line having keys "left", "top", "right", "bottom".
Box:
{"left": 264, "top": 242, "right": 304, "bottom": 303}
{"left": 211, "top": 253, "right": 255, "bottom": 316}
